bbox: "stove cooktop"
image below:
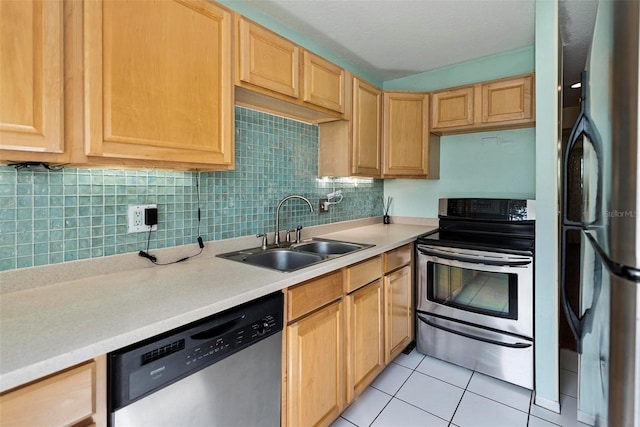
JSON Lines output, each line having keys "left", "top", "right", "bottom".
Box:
{"left": 419, "top": 198, "right": 536, "bottom": 256}
{"left": 416, "top": 229, "right": 535, "bottom": 256}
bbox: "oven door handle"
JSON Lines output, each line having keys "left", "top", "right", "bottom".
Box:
{"left": 417, "top": 246, "right": 532, "bottom": 267}
{"left": 417, "top": 314, "right": 532, "bottom": 349}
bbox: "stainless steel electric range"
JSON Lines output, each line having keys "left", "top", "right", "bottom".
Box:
{"left": 415, "top": 198, "right": 535, "bottom": 390}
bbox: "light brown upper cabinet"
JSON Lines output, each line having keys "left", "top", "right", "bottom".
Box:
{"left": 0, "top": 0, "right": 66, "bottom": 164}
{"left": 234, "top": 17, "right": 345, "bottom": 123}
{"left": 303, "top": 52, "right": 345, "bottom": 113}
{"left": 352, "top": 78, "right": 382, "bottom": 176}
{"left": 481, "top": 75, "right": 534, "bottom": 124}
{"left": 431, "top": 87, "right": 475, "bottom": 130}
{"left": 321, "top": 82, "right": 441, "bottom": 180}
{"left": 318, "top": 76, "right": 381, "bottom": 178}
{"left": 382, "top": 92, "right": 439, "bottom": 179}
{"left": 431, "top": 73, "right": 535, "bottom": 135}
{"left": 83, "top": 0, "right": 234, "bottom": 169}
{"left": 237, "top": 16, "right": 299, "bottom": 98}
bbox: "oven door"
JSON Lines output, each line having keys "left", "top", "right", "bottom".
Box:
{"left": 416, "top": 244, "right": 534, "bottom": 338}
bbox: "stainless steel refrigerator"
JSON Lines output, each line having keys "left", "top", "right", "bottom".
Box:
{"left": 561, "top": 1, "right": 639, "bottom": 426}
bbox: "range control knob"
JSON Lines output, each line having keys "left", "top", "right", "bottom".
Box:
{"left": 256, "top": 319, "right": 270, "bottom": 336}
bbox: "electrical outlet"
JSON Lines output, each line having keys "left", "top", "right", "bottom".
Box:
{"left": 128, "top": 204, "right": 157, "bottom": 233}
{"left": 319, "top": 198, "right": 329, "bottom": 214}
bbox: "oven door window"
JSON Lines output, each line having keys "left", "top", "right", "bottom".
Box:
{"left": 427, "top": 262, "right": 518, "bottom": 319}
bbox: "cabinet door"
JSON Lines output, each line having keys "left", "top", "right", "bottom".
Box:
{"left": 481, "top": 75, "right": 534, "bottom": 123}
{"left": 303, "top": 51, "right": 344, "bottom": 113}
{"left": 84, "top": 0, "right": 233, "bottom": 167}
{"left": 384, "top": 265, "right": 413, "bottom": 364}
{"left": 383, "top": 92, "right": 432, "bottom": 178}
{"left": 0, "top": 356, "right": 106, "bottom": 427}
{"left": 287, "top": 301, "right": 344, "bottom": 427}
{"left": 0, "top": 0, "right": 64, "bottom": 161}
{"left": 352, "top": 78, "right": 381, "bottom": 177}
{"left": 346, "top": 280, "right": 384, "bottom": 403}
{"left": 238, "top": 17, "right": 299, "bottom": 98}
{"left": 431, "top": 86, "right": 474, "bottom": 130}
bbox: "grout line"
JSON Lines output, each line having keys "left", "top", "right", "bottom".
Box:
{"left": 463, "top": 369, "right": 473, "bottom": 389}
{"left": 377, "top": 353, "right": 452, "bottom": 425}
{"left": 391, "top": 395, "right": 452, "bottom": 425}
{"left": 410, "top": 368, "right": 467, "bottom": 391}
{"left": 368, "top": 385, "right": 395, "bottom": 398}
{"left": 527, "top": 413, "right": 564, "bottom": 427}
{"left": 338, "top": 417, "right": 358, "bottom": 427}
{"left": 391, "top": 351, "right": 581, "bottom": 427}
{"left": 463, "top": 389, "right": 531, "bottom": 415}
{"left": 526, "top": 385, "right": 534, "bottom": 426}
{"left": 448, "top": 371, "right": 474, "bottom": 424}
{"left": 366, "top": 395, "right": 393, "bottom": 427}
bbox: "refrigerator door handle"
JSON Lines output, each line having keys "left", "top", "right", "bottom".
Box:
{"left": 560, "top": 228, "right": 606, "bottom": 354}
{"left": 584, "top": 230, "right": 640, "bottom": 282}
{"left": 560, "top": 227, "right": 584, "bottom": 352}
{"left": 562, "top": 71, "right": 603, "bottom": 228}
{"left": 563, "top": 230, "right": 607, "bottom": 354}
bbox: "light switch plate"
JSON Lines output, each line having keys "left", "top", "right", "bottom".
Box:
{"left": 127, "top": 204, "right": 157, "bottom": 233}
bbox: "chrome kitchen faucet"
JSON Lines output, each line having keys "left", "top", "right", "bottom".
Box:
{"left": 274, "top": 195, "right": 314, "bottom": 245}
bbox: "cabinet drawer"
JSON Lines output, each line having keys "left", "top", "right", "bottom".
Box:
{"left": 344, "top": 256, "right": 382, "bottom": 293}
{"left": 0, "top": 361, "right": 95, "bottom": 427}
{"left": 384, "top": 244, "right": 412, "bottom": 273}
{"left": 288, "top": 270, "right": 343, "bottom": 322}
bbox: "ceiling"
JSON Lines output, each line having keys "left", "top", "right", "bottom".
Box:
{"left": 245, "top": 0, "right": 598, "bottom": 107}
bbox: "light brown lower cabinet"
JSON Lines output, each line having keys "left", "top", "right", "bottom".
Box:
{"left": 345, "top": 279, "right": 384, "bottom": 403}
{"left": 283, "top": 244, "right": 415, "bottom": 427}
{"left": 287, "top": 300, "right": 345, "bottom": 427}
{"left": 0, "top": 356, "right": 106, "bottom": 427}
{"left": 384, "top": 264, "right": 414, "bottom": 363}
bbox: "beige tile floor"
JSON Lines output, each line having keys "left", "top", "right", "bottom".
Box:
{"left": 331, "top": 348, "right": 589, "bottom": 427}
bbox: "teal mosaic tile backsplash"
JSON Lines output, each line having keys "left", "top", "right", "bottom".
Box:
{"left": 0, "top": 107, "right": 384, "bottom": 271}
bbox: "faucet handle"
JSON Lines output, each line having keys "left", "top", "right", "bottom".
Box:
{"left": 295, "top": 225, "right": 303, "bottom": 243}
{"left": 256, "top": 233, "right": 268, "bottom": 250}
{"left": 285, "top": 229, "right": 296, "bottom": 244}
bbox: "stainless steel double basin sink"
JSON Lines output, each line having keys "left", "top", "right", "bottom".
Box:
{"left": 217, "top": 239, "right": 374, "bottom": 272}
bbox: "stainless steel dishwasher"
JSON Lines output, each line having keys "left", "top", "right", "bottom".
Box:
{"left": 108, "top": 291, "right": 283, "bottom": 427}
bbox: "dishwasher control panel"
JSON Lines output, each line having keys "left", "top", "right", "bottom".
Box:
{"left": 108, "top": 292, "right": 283, "bottom": 412}
{"left": 185, "top": 315, "right": 278, "bottom": 366}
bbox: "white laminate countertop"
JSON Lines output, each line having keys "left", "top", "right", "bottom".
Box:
{"left": 0, "top": 223, "right": 435, "bottom": 393}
